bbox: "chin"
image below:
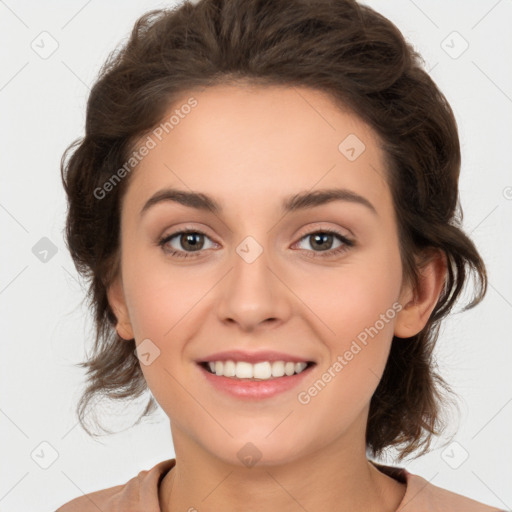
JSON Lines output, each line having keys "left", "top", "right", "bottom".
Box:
{"left": 198, "top": 429, "right": 311, "bottom": 469}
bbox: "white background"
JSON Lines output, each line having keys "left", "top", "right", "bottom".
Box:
{"left": 1, "top": 0, "right": 511, "bottom": 510}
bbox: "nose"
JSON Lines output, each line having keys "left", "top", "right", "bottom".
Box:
{"left": 215, "top": 242, "right": 292, "bottom": 332}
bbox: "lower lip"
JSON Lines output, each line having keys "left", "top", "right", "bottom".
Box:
{"left": 197, "top": 363, "right": 315, "bottom": 400}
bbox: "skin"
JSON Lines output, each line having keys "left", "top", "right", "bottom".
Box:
{"left": 107, "top": 84, "right": 447, "bottom": 511}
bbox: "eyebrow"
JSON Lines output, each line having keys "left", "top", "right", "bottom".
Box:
{"left": 139, "top": 187, "right": 378, "bottom": 218}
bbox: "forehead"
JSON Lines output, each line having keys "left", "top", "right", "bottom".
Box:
{"left": 124, "top": 84, "right": 392, "bottom": 222}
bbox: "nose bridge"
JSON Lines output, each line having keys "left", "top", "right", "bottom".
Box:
{"left": 215, "top": 233, "right": 291, "bottom": 330}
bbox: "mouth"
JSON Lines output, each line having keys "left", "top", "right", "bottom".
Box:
{"left": 196, "top": 359, "right": 317, "bottom": 400}
{"left": 198, "top": 360, "right": 316, "bottom": 380}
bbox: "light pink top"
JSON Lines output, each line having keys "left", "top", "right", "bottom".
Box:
{"left": 56, "top": 458, "right": 507, "bottom": 511}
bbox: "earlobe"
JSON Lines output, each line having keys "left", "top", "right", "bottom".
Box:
{"left": 394, "top": 250, "right": 447, "bottom": 339}
{"left": 106, "top": 275, "right": 135, "bottom": 341}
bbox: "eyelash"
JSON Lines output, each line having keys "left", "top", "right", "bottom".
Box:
{"left": 157, "top": 228, "right": 355, "bottom": 260}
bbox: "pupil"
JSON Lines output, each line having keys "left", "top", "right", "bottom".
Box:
{"left": 182, "top": 233, "right": 203, "bottom": 251}
{"left": 312, "top": 233, "right": 332, "bottom": 251}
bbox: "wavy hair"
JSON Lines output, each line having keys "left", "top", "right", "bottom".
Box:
{"left": 60, "top": 0, "right": 487, "bottom": 461}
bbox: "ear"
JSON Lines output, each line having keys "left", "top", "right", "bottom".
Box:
{"left": 106, "top": 274, "right": 134, "bottom": 341}
{"left": 394, "top": 249, "right": 447, "bottom": 339}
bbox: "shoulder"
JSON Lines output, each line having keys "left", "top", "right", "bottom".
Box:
{"left": 55, "top": 459, "right": 176, "bottom": 512}
{"left": 371, "top": 460, "right": 506, "bottom": 512}
{"left": 399, "top": 469, "right": 506, "bottom": 512}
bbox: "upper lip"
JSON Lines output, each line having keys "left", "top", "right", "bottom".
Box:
{"left": 197, "top": 350, "right": 315, "bottom": 364}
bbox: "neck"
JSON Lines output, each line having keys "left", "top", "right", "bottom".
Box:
{"left": 159, "top": 427, "right": 406, "bottom": 512}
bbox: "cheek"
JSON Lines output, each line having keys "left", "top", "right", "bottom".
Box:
{"left": 294, "top": 252, "right": 402, "bottom": 345}
{"left": 126, "top": 273, "right": 217, "bottom": 341}
{"left": 123, "top": 273, "right": 173, "bottom": 342}
{"left": 121, "top": 238, "right": 194, "bottom": 339}
{"left": 326, "top": 270, "right": 402, "bottom": 398}
{"left": 294, "top": 251, "right": 402, "bottom": 397}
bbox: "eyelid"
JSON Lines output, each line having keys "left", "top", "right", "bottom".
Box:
{"left": 294, "top": 222, "right": 352, "bottom": 241}
{"left": 158, "top": 222, "right": 355, "bottom": 261}
{"left": 291, "top": 227, "right": 354, "bottom": 258}
{"left": 158, "top": 226, "right": 219, "bottom": 250}
{"left": 158, "top": 222, "right": 352, "bottom": 247}
{"left": 159, "top": 223, "right": 217, "bottom": 241}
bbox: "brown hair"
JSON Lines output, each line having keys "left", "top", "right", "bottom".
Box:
{"left": 61, "top": 0, "right": 487, "bottom": 461}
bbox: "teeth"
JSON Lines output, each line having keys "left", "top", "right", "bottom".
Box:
{"left": 223, "top": 360, "right": 236, "bottom": 377}
{"left": 205, "top": 360, "right": 309, "bottom": 379}
{"left": 285, "top": 362, "right": 295, "bottom": 376}
{"left": 236, "top": 361, "right": 253, "bottom": 379}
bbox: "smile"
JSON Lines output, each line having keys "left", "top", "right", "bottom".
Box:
{"left": 202, "top": 360, "right": 313, "bottom": 380}
{"left": 197, "top": 360, "right": 316, "bottom": 400}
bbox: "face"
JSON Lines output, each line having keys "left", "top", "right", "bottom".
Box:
{"left": 108, "top": 84, "right": 420, "bottom": 467}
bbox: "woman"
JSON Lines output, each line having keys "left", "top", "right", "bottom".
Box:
{"left": 56, "top": 0, "right": 506, "bottom": 510}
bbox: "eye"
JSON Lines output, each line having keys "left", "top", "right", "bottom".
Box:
{"left": 293, "top": 229, "right": 354, "bottom": 258}
{"left": 157, "top": 229, "right": 217, "bottom": 258}
{"left": 157, "top": 228, "right": 355, "bottom": 260}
